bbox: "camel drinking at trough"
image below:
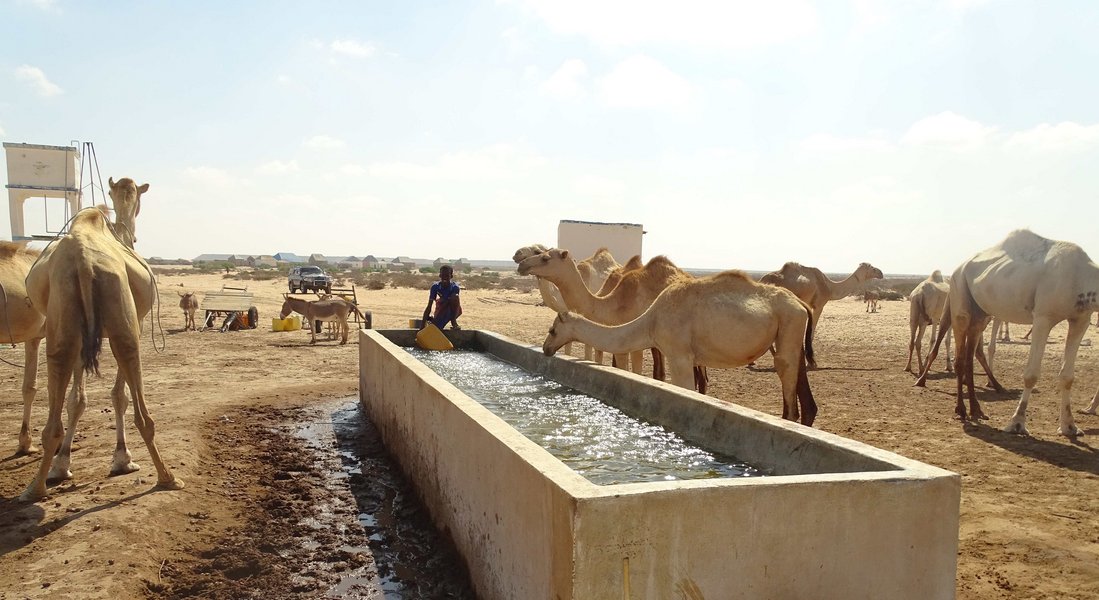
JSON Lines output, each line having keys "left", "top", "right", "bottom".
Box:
{"left": 541, "top": 269, "right": 818, "bottom": 426}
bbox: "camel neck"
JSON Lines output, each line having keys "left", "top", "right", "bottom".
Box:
{"left": 826, "top": 272, "right": 868, "bottom": 301}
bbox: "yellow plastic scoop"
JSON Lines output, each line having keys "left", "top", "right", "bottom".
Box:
{"left": 416, "top": 322, "right": 454, "bottom": 350}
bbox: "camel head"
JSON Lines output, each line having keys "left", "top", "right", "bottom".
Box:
{"left": 517, "top": 248, "right": 570, "bottom": 277}
{"left": 857, "top": 263, "right": 884, "bottom": 282}
{"left": 543, "top": 311, "right": 580, "bottom": 356}
{"left": 108, "top": 177, "right": 150, "bottom": 248}
{"left": 512, "top": 243, "right": 549, "bottom": 264}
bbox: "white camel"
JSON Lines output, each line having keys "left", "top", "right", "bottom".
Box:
{"left": 905, "top": 270, "right": 952, "bottom": 374}
{"left": 760, "top": 262, "right": 884, "bottom": 366}
{"left": 916, "top": 229, "right": 1099, "bottom": 437}
{"left": 542, "top": 270, "right": 818, "bottom": 425}
{"left": 22, "top": 178, "right": 184, "bottom": 500}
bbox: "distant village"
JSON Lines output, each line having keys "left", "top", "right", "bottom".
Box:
{"left": 151, "top": 252, "right": 516, "bottom": 272}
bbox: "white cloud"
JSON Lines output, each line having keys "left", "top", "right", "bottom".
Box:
{"left": 339, "top": 164, "right": 368, "bottom": 176}
{"left": 1004, "top": 122, "right": 1099, "bottom": 153}
{"left": 303, "top": 135, "right": 346, "bottom": 150}
{"left": 851, "top": 0, "right": 892, "bottom": 32}
{"left": 945, "top": 0, "right": 996, "bottom": 13}
{"left": 901, "top": 111, "right": 996, "bottom": 147}
{"left": 540, "top": 59, "right": 589, "bottom": 100}
{"left": 330, "top": 39, "right": 376, "bottom": 58}
{"left": 798, "top": 133, "right": 893, "bottom": 154}
{"left": 183, "top": 166, "right": 240, "bottom": 187}
{"left": 255, "top": 160, "right": 299, "bottom": 175}
{"left": 368, "top": 144, "right": 546, "bottom": 182}
{"left": 276, "top": 74, "right": 292, "bottom": 85}
{"left": 21, "top": 0, "right": 60, "bottom": 12}
{"left": 14, "top": 65, "right": 62, "bottom": 97}
{"left": 597, "top": 55, "right": 693, "bottom": 110}
{"left": 518, "top": 0, "right": 817, "bottom": 50}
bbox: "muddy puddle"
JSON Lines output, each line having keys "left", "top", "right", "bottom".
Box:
{"left": 154, "top": 398, "right": 474, "bottom": 599}
{"left": 296, "top": 397, "right": 475, "bottom": 599}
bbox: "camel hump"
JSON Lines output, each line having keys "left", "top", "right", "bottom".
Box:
{"left": 1000, "top": 229, "right": 1055, "bottom": 260}
{"left": 621, "top": 255, "right": 644, "bottom": 271}
{"left": 780, "top": 261, "right": 802, "bottom": 273}
{"left": 929, "top": 270, "right": 944, "bottom": 283}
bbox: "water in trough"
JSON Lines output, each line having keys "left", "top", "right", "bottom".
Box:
{"left": 408, "top": 348, "right": 765, "bottom": 485}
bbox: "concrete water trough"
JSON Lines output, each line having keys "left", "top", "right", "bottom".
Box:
{"left": 358, "top": 329, "right": 960, "bottom": 600}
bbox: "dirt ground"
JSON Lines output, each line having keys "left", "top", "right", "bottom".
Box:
{"left": 1, "top": 269, "right": 1097, "bottom": 599}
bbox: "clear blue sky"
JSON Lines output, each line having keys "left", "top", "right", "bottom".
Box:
{"left": 2, "top": 0, "right": 1097, "bottom": 274}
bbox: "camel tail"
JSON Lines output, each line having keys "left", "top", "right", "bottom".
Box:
{"left": 78, "top": 260, "right": 103, "bottom": 376}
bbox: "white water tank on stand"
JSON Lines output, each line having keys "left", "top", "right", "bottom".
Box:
{"left": 4, "top": 142, "right": 82, "bottom": 241}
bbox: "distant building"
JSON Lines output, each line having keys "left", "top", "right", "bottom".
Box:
{"left": 274, "top": 252, "right": 306, "bottom": 264}
{"left": 389, "top": 256, "right": 416, "bottom": 271}
{"left": 361, "top": 255, "right": 383, "bottom": 270}
{"left": 193, "top": 253, "right": 237, "bottom": 264}
{"left": 557, "top": 220, "right": 644, "bottom": 265}
{"left": 308, "top": 253, "right": 329, "bottom": 265}
{"left": 248, "top": 255, "right": 278, "bottom": 268}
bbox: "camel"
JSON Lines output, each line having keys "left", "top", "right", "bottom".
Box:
{"left": 280, "top": 295, "right": 364, "bottom": 345}
{"left": 517, "top": 249, "right": 712, "bottom": 390}
{"left": 21, "top": 184, "right": 184, "bottom": 501}
{"left": 915, "top": 229, "right": 1099, "bottom": 437}
{"left": 178, "top": 291, "right": 199, "bottom": 331}
{"left": 760, "top": 261, "right": 884, "bottom": 365}
{"left": 542, "top": 270, "right": 817, "bottom": 425}
{"left": 0, "top": 242, "right": 46, "bottom": 454}
{"left": 905, "top": 270, "right": 952, "bottom": 374}
{"left": 8, "top": 179, "right": 149, "bottom": 462}
{"left": 513, "top": 245, "right": 622, "bottom": 366}
{"left": 864, "top": 290, "right": 881, "bottom": 313}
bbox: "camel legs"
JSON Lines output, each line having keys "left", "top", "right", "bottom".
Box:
{"left": 46, "top": 377, "right": 88, "bottom": 482}
{"left": 1084, "top": 384, "right": 1099, "bottom": 415}
{"left": 16, "top": 338, "right": 41, "bottom": 455}
{"left": 108, "top": 372, "right": 140, "bottom": 475}
{"left": 905, "top": 322, "right": 925, "bottom": 373}
{"left": 774, "top": 352, "right": 800, "bottom": 423}
{"left": 952, "top": 313, "right": 991, "bottom": 422}
{"left": 21, "top": 330, "right": 79, "bottom": 501}
{"left": 110, "top": 333, "right": 184, "bottom": 490}
{"left": 1003, "top": 317, "right": 1086, "bottom": 437}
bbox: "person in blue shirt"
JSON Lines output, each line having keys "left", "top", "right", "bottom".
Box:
{"left": 423, "top": 265, "right": 462, "bottom": 329}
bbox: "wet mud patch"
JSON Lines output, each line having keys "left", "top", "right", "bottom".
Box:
{"left": 149, "top": 399, "right": 473, "bottom": 599}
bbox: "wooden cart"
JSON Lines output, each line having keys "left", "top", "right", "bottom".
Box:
{"left": 201, "top": 285, "right": 258, "bottom": 331}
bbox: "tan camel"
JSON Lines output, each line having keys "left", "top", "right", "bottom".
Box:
{"left": 542, "top": 270, "right": 818, "bottom": 425}
{"left": 0, "top": 242, "right": 46, "bottom": 454}
{"left": 513, "top": 245, "right": 622, "bottom": 365}
{"left": 517, "top": 249, "right": 712, "bottom": 390}
{"left": 178, "top": 291, "right": 199, "bottom": 331}
{"left": 7, "top": 179, "right": 149, "bottom": 462}
{"left": 22, "top": 198, "right": 183, "bottom": 500}
{"left": 760, "top": 262, "right": 883, "bottom": 365}
{"left": 915, "top": 229, "right": 1099, "bottom": 436}
{"left": 280, "top": 295, "right": 364, "bottom": 344}
{"left": 905, "top": 270, "right": 952, "bottom": 374}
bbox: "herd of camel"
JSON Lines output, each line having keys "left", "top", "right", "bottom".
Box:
{"left": 2, "top": 177, "right": 1099, "bottom": 502}
{"left": 514, "top": 230, "right": 1099, "bottom": 439}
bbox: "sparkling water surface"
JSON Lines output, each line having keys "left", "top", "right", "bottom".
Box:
{"left": 408, "top": 348, "right": 764, "bottom": 485}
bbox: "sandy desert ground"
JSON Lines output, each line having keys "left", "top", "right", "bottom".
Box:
{"left": 1, "top": 268, "right": 1097, "bottom": 599}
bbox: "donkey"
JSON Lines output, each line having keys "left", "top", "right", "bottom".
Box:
{"left": 178, "top": 291, "right": 200, "bottom": 331}
{"left": 279, "top": 295, "right": 365, "bottom": 345}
